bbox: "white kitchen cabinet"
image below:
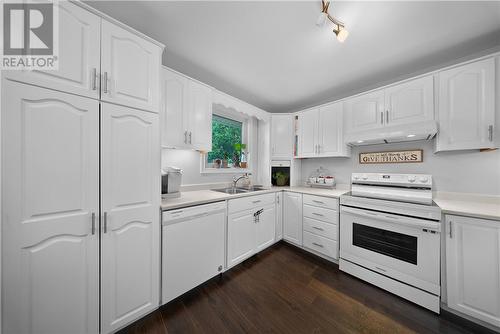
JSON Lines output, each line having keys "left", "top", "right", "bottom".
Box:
{"left": 271, "top": 114, "right": 294, "bottom": 159}
{"left": 344, "top": 90, "right": 385, "bottom": 133}
{"left": 297, "top": 108, "right": 318, "bottom": 157}
{"left": 384, "top": 75, "right": 434, "bottom": 126}
{"left": 161, "top": 67, "right": 213, "bottom": 151}
{"left": 162, "top": 202, "right": 225, "bottom": 304}
{"left": 100, "top": 103, "right": 160, "bottom": 333}
{"left": 2, "top": 81, "right": 100, "bottom": 334}
{"left": 436, "top": 58, "right": 496, "bottom": 152}
{"left": 4, "top": 1, "right": 101, "bottom": 99}
{"left": 318, "top": 103, "right": 350, "bottom": 157}
{"left": 296, "top": 103, "right": 350, "bottom": 158}
{"left": 446, "top": 215, "right": 500, "bottom": 327}
{"left": 276, "top": 192, "right": 283, "bottom": 240}
{"left": 227, "top": 195, "right": 276, "bottom": 268}
{"left": 188, "top": 80, "right": 213, "bottom": 152}
{"left": 101, "top": 20, "right": 161, "bottom": 112}
{"left": 283, "top": 192, "right": 303, "bottom": 246}
{"left": 256, "top": 205, "right": 277, "bottom": 252}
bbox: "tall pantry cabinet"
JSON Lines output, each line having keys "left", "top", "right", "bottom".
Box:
{"left": 1, "top": 2, "right": 164, "bottom": 334}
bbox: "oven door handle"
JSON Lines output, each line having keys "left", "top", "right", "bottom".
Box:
{"left": 341, "top": 206, "right": 440, "bottom": 232}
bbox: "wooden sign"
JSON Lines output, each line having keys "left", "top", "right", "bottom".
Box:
{"left": 359, "top": 150, "right": 423, "bottom": 164}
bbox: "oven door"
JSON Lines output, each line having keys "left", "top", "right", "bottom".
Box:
{"left": 340, "top": 206, "right": 440, "bottom": 295}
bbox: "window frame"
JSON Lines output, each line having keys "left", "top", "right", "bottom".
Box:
{"left": 200, "top": 107, "right": 252, "bottom": 174}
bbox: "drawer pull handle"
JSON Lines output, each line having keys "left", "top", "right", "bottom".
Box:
{"left": 312, "top": 242, "right": 324, "bottom": 248}
{"left": 312, "top": 212, "right": 324, "bottom": 217}
{"left": 312, "top": 200, "right": 324, "bottom": 204}
{"left": 375, "top": 266, "right": 387, "bottom": 272}
{"left": 252, "top": 200, "right": 261, "bottom": 204}
{"left": 312, "top": 226, "right": 324, "bottom": 231}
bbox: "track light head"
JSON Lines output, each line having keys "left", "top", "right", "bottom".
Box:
{"left": 334, "top": 25, "right": 349, "bottom": 43}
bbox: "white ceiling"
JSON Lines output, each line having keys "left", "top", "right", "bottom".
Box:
{"left": 86, "top": 1, "right": 500, "bottom": 113}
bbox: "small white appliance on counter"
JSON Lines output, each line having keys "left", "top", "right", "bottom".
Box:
{"left": 339, "top": 173, "right": 442, "bottom": 313}
{"left": 162, "top": 166, "right": 182, "bottom": 198}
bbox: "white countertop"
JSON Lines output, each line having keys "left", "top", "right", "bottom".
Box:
{"left": 161, "top": 185, "right": 350, "bottom": 211}
{"left": 161, "top": 186, "right": 500, "bottom": 221}
{"left": 433, "top": 192, "right": 500, "bottom": 221}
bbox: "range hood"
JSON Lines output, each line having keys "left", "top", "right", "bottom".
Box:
{"left": 345, "top": 120, "right": 438, "bottom": 146}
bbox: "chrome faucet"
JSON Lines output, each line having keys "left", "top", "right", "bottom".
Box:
{"left": 233, "top": 173, "right": 251, "bottom": 189}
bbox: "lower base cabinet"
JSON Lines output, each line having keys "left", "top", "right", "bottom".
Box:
{"left": 227, "top": 195, "right": 276, "bottom": 269}
{"left": 446, "top": 215, "right": 500, "bottom": 328}
{"left": 283, "top": 192, "right": 303, "bottom": 246}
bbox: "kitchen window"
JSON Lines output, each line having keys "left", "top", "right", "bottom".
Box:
{"left": 202, "top": 111, "right": 251, "bottom": 173}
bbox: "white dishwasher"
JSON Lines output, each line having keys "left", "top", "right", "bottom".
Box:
{"left": 162, "top": 201, "right": 226, "bottom": 304}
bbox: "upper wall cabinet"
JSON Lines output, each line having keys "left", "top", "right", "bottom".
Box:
{"left": 344, "top": 75, "right": 434, "bottom": 133}
{"left": 296, "top": 103, "right": 350, "bottom": 158}
{"left": 344, "top": 90, "right": 385, "bottom": 133}
{"left": 3, "top": 1, "right": 101, "bottom": 98}
{"left": 435, "top": 58, "right": 496, "bottom": 152}
{"left": 101, "top": 20, "right": 162, "bottom": 112}
{"left": 384, "top": 76, "right": 434, "bottom": 126}
{"left": 271, "top": 114, "right": 294, "bottom": 159}
{"left": 161, "top": 67, "right": 213, "bottom": 152}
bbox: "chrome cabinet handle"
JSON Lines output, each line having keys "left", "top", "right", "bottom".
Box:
{"left": 276, "top": 195, "right": 279, "bottom": 205}
{"left": 91, "top": 68, "right": 97, "bottom": 90}
{"left": 189, "top": 131, "right": 192, "bottom": 144}
{"left": 375, "top": 266, "right": 387, "bottom": 272}
{"left": 488, "top": 125, "right": 493, "bottom": 142}
{"left": 380, "top": 112, "right": 384, "bottom": 124}
{"left": 386, "top": 110, "right": 389, "bottom": 124}
{"left": 103, "top": 212, "right": 108, "bottom": 233}
{"left": 91, "top": 212, "right": 96, "bottom": 235}
{"left": 184, "top": 131, "right": 188, "bottom": 144}
{"left": 103, "top": 72, "right": 108, "bottom": 93}
{"left": 312, "top": 200, "right": 324, "bottom": 204}
{"left": 252, "top": 200, "right": 261, "bottom": 204}
{"left": 449, "top": 221, "right": 452, "bottom": 238}
{"left": 312, "top": 212, "right": 324, "bottom": 217}
{"left": 312, "top": 226, "right": 324, "bottom": 231}
{"left": 312, "top": 242, "right": 324, "bottom": 248}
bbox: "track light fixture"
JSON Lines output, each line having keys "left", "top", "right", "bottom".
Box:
{"left": 316, "top": 0, "right": 349, "bottom": 42}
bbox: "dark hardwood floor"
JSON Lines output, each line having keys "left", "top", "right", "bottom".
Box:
{"left": 119, "top": 242, "right": 490, "bottom": 334}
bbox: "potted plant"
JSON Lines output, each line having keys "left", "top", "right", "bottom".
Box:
{"left": 221, "top": 151, "right": 229, "bottom": 168}
{"left": 214, "top": 159, "right": 222, "bottom": 168}
{"left": 233, "top": 143, "right": 247, "bottom": 168}
{"left": 273, "top": 171, "right": 289, "bottom": 186}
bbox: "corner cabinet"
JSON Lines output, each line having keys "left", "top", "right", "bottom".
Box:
{"left": 271, "top": 114, "right": 294, "bottom": 159}
{"left": 161, "top": 67, "right": 213, "bottom": 151}
{"left": 435, "top": 58, "right": 496, "bottom": 152}
{"left": 446, "top": 215, "right": 500, "bottom": 328}
{"left": 296, "top": 102, "right": 350, "bottom": 158}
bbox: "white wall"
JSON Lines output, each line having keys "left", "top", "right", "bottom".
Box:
{"left": 300, "top": 140, "right": 500, "bottom": 195}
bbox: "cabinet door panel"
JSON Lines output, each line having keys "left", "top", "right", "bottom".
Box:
{"left": 256, "top": 205, "right": 276, "bottom": 252}
{"left": 385, "top": 75, "right": 434, "bottom": 126}
{"left": 446, "top": 215, "right": 500, "bottom": 327}
{"left": 4, "top": 1, "right": 100, "bottom": 98}
{"left": 283, "top": 192, "right": 303, "bottom": 245}
{"left": 271, "top": 114, "right": 294, "bottom": 159}
{"left": 101, "top": 20, "right": 161, "bottom": 112}
{"left": 344, "top": 91, "right": 385, "bottom": 133}
{"left": 162, "top": 68, "right": 189, "bottom": 148}
{"left": 227, "top": 211, "right": 256, "bottom": 268}
{"left": 189, "top": 81, "right": 213, "bottom": 151}
{"left": 2, "top": 81, "right": 99, "bottom": 334}
{"left": 436, "top": 59, "right": 495, "bottom": 151}
{"left": 276, "top": 193, "right": 283, "bottom": 240}
{"left": 318, "top": 102, "right": 349, "bottom": 157}
{"left": 298, "top": 109, "right": 318, "bottom": 157}
{"left": 100, "top": 103, "right": 160, "bottom": 333}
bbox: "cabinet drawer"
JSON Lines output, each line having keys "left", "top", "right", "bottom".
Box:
{"left": 228, "top": 193, "right": 275, "bottom": 214}
{"left": 303, "top": 204, "right": 338, "bottom": 224}
{"left": 303, "top": 217, "right": 338, "bottom": 240}
{"left": 303, "top": 194, "right": 338, "bottom": 209}
{"left": 303, "top": 231, "right": 338, "bottom": 259}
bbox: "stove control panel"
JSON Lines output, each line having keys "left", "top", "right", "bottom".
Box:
{"left": 351, "top": 173, "right": 432, "bottom": 188}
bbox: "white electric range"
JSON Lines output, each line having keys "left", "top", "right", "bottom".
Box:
{"left": 339, "top": 173, "right": 442, "bottom": 313}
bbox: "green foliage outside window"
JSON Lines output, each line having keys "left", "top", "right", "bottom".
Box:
{"left": 207, "top": 115, "right": 243, "bottom": 164}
